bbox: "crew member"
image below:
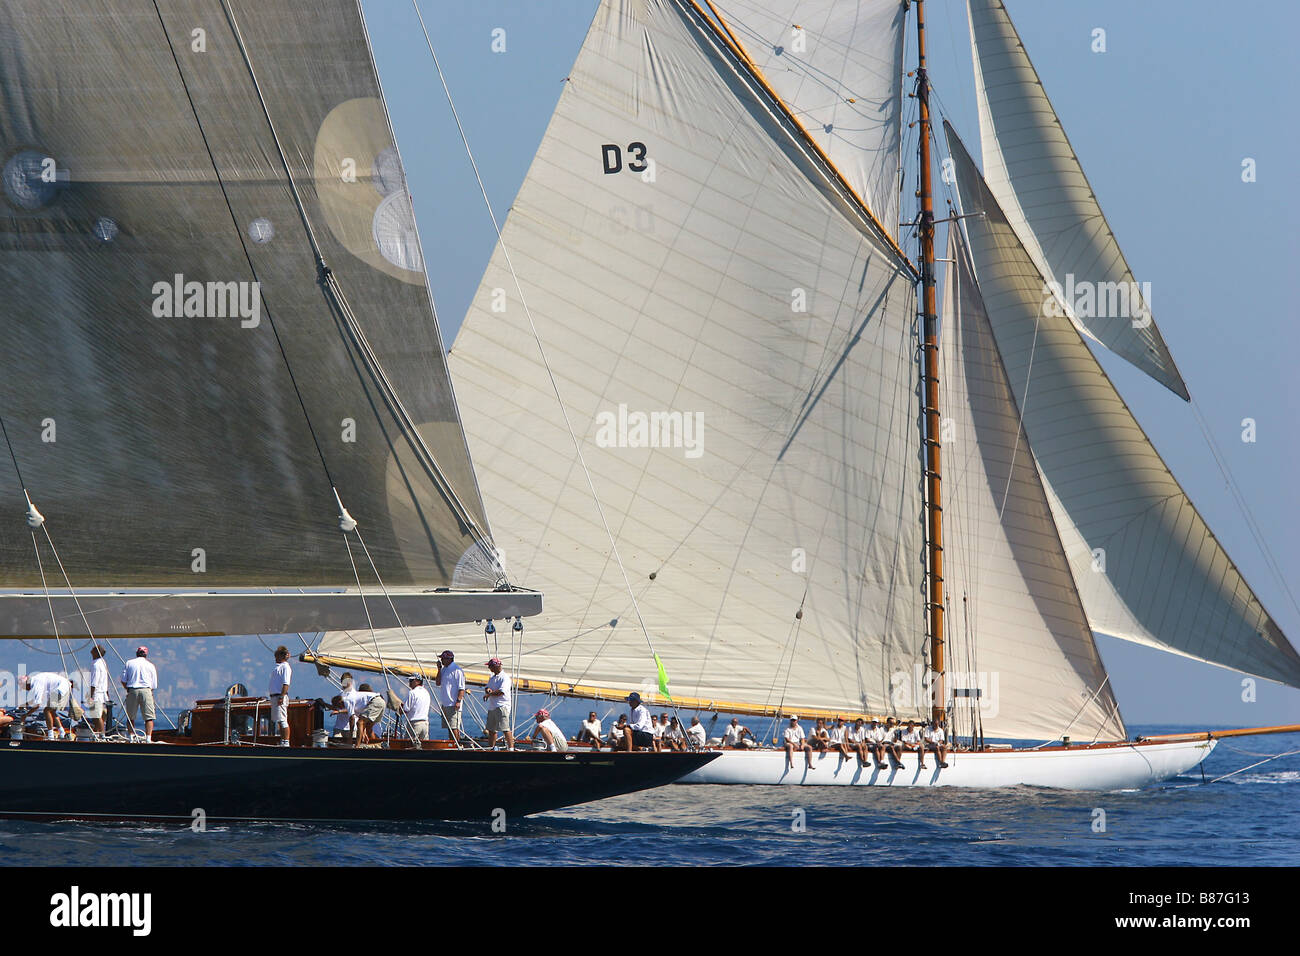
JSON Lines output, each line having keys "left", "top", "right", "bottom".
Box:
{"left": 403, "top": 674, "right": 432, "bottom": 743}
{"left": 268, "top": 645, "right": 292, "bottom": 747}
{"left": 483, "top": 657, "right": 513, "bottom": 750}
{"left": 528, "top": 708, "right": 568, "bottom": 752}
{"left": 623, "top": 692, "right": 654, "bottom": 751}
{"left": 120, "top": 646, "right": 158, "bottom": 742}
{"left": 434, "top": 649, "right": 466, "bottom": 745}
{"left": 86, "top": 645, "right": 110, "bottom": 735}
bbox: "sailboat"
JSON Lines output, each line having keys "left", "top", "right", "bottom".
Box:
{"left": 0, "top": 0, "right": 715, "bottom": 823}
{"left": 307, "top": 0, "right": 1300, "bottom": 789}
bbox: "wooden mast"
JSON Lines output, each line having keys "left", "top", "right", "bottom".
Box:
{"left": 914, "top": 0, "right": 945, "bottom": 726}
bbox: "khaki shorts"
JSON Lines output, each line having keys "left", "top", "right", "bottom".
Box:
{"left": 125, "top": 687, "right": 155, "bottom": 723}
{"left": 408, "top": 719, "right": 429, "bottom": 741}
{"left": 485, "top": 706, "right": 511, "bottom": 733}
{"left": 84, "top": 697, "right": 105, "bottom": 720}
{"left": 440, "top": 705, "right": 463, "bottom": 731}
{"left": 361, "top": 696, "right": 385, "bottom": 724}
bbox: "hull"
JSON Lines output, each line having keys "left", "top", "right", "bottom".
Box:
{"left": 677, "top": 739, "right": 1216, "bottom": 790}
{"left": 0, "top": 740, "right": 716, "bottom": 824}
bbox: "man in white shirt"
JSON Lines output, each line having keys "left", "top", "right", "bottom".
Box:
{"left": 686, "top": 716, "right": 707, "bottom": 749}
{"left": 268, "top": 645, "right": 292, "bottom": 746}
{"left": 20, "top": 671, "right": 72, "bottom": 740}
{"left": 828, "top": 716, "right": 855, "bottom": 762}
{"left": 434, "top": 649, "right": 467, "bottom": 745}
{"left": 722, "top": 718, "right": 754, "bottom": 749}
{"left": 901, "top": 720, "right": 924, "bottom": 766}
{"left": 528, "top": 708, "right": 568, "bottom": 752}
{"left": 328, "top": 694, "right": 352, "bottom": 740}
{"left": 661, "top": 716, "right": 685, "bottom": 752}
{"left": 607, "top": 715, "right": 627, "bottom": 748}
{"left": 623, "top": 692, "right": 655, "bottom": 752}
{"left": 120, "top": 646, "right": 158, "bottom": 741}
{"left": 342, "top": 685, "right": 373, "bottom": 744}
{"left": 922, "top": 718, "right": 949, "bottom": 769}
{"left": 86, "top": 645, "right": 110, "bottom": 735}
{"left": 482, "top": 657, "right": 513, "bottom": 750}
{"left": 577, "top": 710, "right": 603, "bottom": 750}
{"left": 402, "top": 674, "right": 432, "bottom": 743}
{"left": 783, "top": 716, "right": 812, "bottom": 770}
{"left": 355, "top": 682, "right": 386, "bottom": 744}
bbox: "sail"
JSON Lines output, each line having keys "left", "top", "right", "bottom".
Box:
{"left": 321, "top": 0, "right": 926, "bottom": 719}
{"left": 941, "top": 227, "right": 1124, "bottom": 742}
{"left": 967, "top": 0, "right": 1189, "bottom": 400}
{"left": 0, "top": 0, "right": 535, "bottom": 636}
{"left": 945, "top": 124, "right": 1300, "bottom": 690}
{"left": 710, "top": 0, "right": 907, "bottom": 241}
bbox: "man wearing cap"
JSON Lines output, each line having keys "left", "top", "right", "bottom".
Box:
{"left": 268, "top": 645, "right": 292, "bottom": 747}
{"left": 483, "top": 656, "right": 513, "bottom": 750}
{"left": 120, "top": 646, "right": 158, "bottom": 742}
{"left": 434, "top": 649, "right": 467, "bottom": 745}
{"left": 402, "top": 674, "right": 432, "bottom": 743}
{"left": 783, "top": 716, "right": 813, "bottom": 771}
{"left": 622, "top": 692, "right": 655, "bottom": 751}
{"left": 528, "top": 709, "right": 568, "bottom": 752}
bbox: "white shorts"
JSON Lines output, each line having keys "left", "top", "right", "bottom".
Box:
{"left": 84, "top": 697, "right": 105, "bottom": 720}
{"left": 271, "top": 696, "right": 289, "bottom": 728}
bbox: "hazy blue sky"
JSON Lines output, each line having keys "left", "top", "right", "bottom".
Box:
{"left": 357, "top": 0, "right": 1300, "bottom": 726}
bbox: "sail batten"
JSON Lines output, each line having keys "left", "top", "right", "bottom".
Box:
{"left": 946, "top": 123, "right": 1300, "bottom": 691}
{"left": 967, "top": 0, "right": 1190, "bottom": 400}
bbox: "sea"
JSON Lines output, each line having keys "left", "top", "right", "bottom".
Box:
{"left": 1, "top": 724, "right": 1296, "bottom": 867}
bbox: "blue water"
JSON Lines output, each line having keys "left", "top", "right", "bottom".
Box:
{"left": 2, "top": 726, "right": 1295, "bottom": 866}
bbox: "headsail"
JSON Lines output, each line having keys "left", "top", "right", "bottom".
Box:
{"left": 321, "top": 0, "right": 925, "bottom": 719}
{"left": 708, "top": 0, "right": 907, "bottom": 242}
{"left": 941, "top": 227, "right": 1124, "bottom": 742}
{"left": 0, "top": 0, "right": 537, "bottom": 635}
{"left": 967, "top": 0, "right": 1190, "bottom": 400}
{"left": 946, "top": 124, "right": 1300, "bottom": 690}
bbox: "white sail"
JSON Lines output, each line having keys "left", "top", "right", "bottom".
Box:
{"left": 941, "top": 227, "right": 1125, "bottom": 742}
{"left": 710, "top": 0, "right": 907, "bottom": 240}
{"left": 321, "top": 0, "right": 925, "bottom": 719}
{"left": 946, "top": 124, "right": 1300, "bottom": 690}
{"left": 967, "top": 0, "right": 1189, "bottom": 400}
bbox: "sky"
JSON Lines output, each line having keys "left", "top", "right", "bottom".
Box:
{"left": 349, "top": 0, "right": 1300, "bottom": 728}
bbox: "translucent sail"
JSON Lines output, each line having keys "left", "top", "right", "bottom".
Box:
{"left": 322, "top": 0, "right": 925, "bottom": 719}
{"left": 946, "top": 124, "right": 1300, "bottom": 689}
{"left": 0, "top": 0, "right": 534, "bottom": 636}
{"left": 711, "top": 0, "right": 907, "bottom": 240}
{"left": 967, "top": 0, "right": 1189, "bottom": 400}
{"left": 941, "top": 227, "right": 1124, "bottom": 742}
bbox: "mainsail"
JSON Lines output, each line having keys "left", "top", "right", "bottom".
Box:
{"left": 940, "top": 227, "right": 1124, "bottom": 742}
{"left": 708, "top": 0, "right": 907, "bottom": 242}
{"left": 946, "top": 124, "right": 1300, "bottom": 690}
{"left": 0, "top": 0, "right": 537, "bottom": 635}
{"left": 320, "top": 0, "right": 926, "bottom": 719}
{"left": 966, "top": 0, "right": 1189, "bottom": 400}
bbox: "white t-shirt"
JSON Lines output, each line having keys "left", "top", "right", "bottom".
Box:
{"left": 829, "top": 725, "right": 846, "bottom": 744}
{"left": 90, "top": 659, "right": 109, "bottom": 698}
{"left": 848, "top": 725, "right": 866, "bottom": 743}
{"left": 581, "top": 718, "right": 602, "bottom": 738}
{"left": 783, "top": 724, "right": 805, "bottom": 745}
{"left": 608, "top": 724, "right": 625, "bottom": 742}
{"left": 268, "top": 661, "right": 291, "bottom": 697}
{"left": 869, "top": 726, "right": 886, "bottom": 744}
{"left": 686, "top": 723, "right": 706, "bottom": 746}
{"left": 664, "top": 723, "right": 684, "bottom": 740}
{"left": 121, "top": 657, "right": 158, "bottom": 689}
{"left": 28, "top": 672, "right": 69, "bottom": 707}
{"left": 628, "top": 704, "right": 651, "bottom": 733}
{"left": 344, "top": 689, "right": 375, "bottom": 716}
{"left": 404, "top": 685, "right": 431, "bottom": 723}
{"left": 928, "top": 727, "right": 946, "bottom": 744}
{"left": 902, "top": 727, "right": 921, "bottom": 745}
{"left": 722, "top": 724, "right": 747, "bottom": 745}
{"left": 435, "top": 663, "right": 466, "bottom": 707}
{"left": 484, "top": 671, "right": 511, "bottom": 710}
{"left": 331, "top": 706, "right": 352, "bottom": 732}
{"left": 533, "top": 718, "right": 568, "bottom": 752}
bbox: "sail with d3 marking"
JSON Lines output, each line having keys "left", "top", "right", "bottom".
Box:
{"left": 0, "top": 0, "right": 538, "bottom": 637}
{"left": 319, "top": 0, "right": 927, "bottom": 720}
